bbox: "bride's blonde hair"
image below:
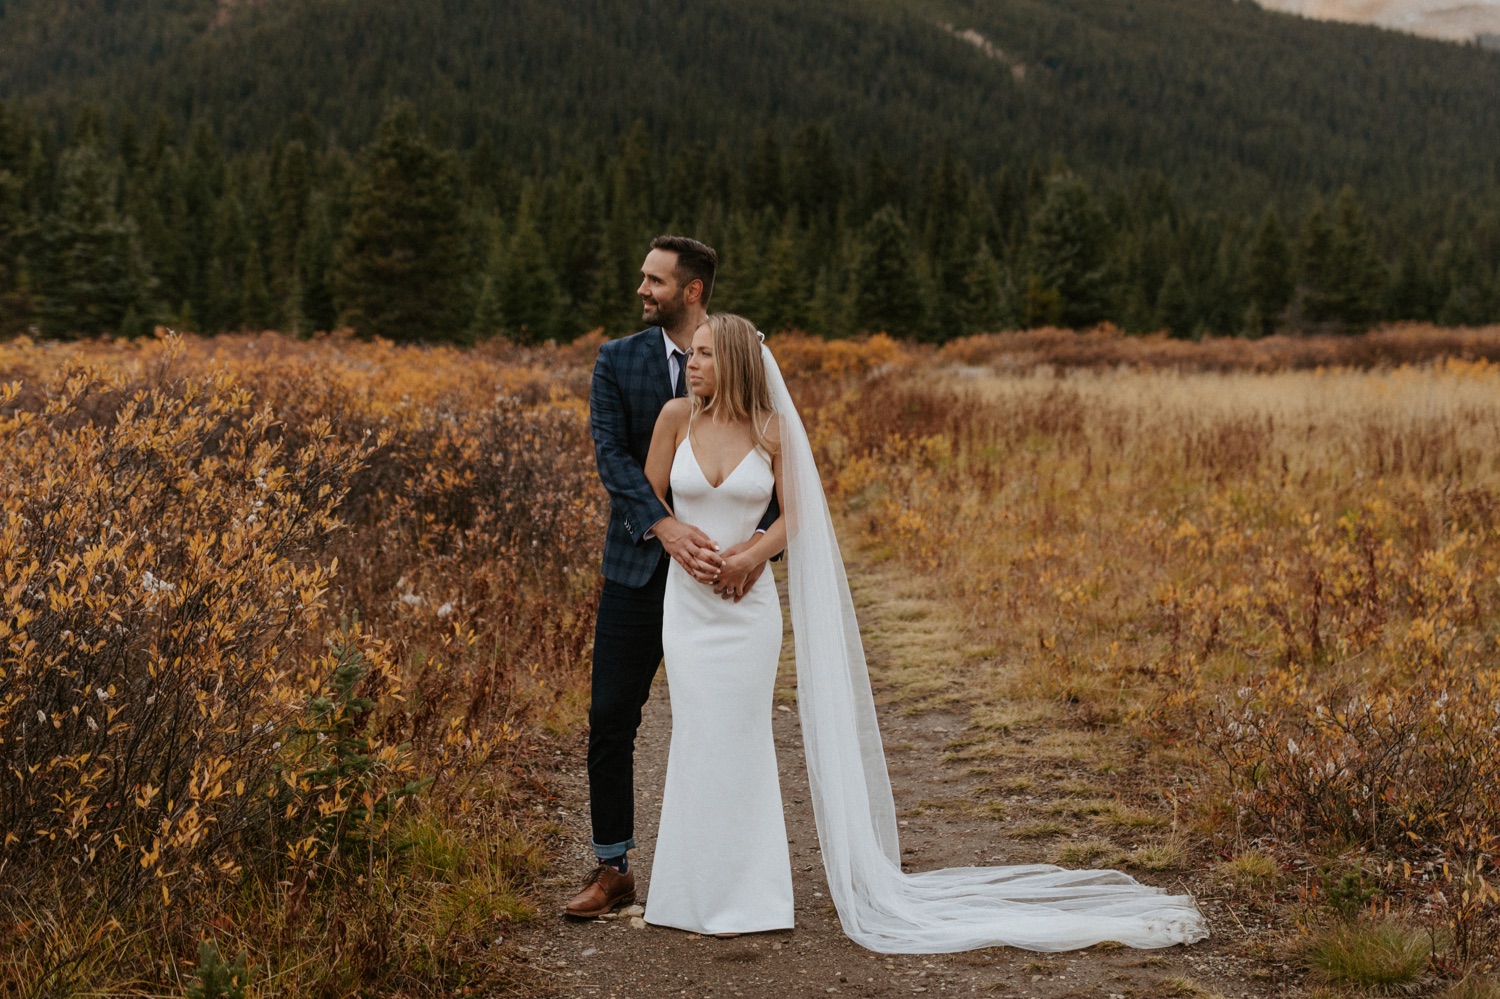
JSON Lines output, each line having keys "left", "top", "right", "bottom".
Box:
{"left": 693, "top": 313, "right": 776, "bottom": 456}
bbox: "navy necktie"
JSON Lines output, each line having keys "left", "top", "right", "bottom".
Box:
{"left": 672, "top": 349, "right": 687, "bottom": 398}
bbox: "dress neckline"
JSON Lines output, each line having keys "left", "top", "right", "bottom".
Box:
{"left": 681, "top": 435, "right": 760, "bottom": 490}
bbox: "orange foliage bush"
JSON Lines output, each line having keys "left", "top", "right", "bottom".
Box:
{"left": 0, "top": 331, "right": 604, "bottom": 993}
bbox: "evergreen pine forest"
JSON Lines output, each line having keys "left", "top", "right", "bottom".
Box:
{"left": 1, "top": 0, "right": 1499, "bottom": 342}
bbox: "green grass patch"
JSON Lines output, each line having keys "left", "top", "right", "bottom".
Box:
{"left": 1306, "top": 919, "right": 1430, "bottom": 991}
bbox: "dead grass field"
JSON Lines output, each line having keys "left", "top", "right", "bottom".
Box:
{"left": 3, "top": 324, "right": 1499, "bottom": 997}
{"left": 811, "top": 345, "right": 1500, "bottom": 994}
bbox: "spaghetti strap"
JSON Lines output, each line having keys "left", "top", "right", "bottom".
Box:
{"left": 760, "top": 412, "right": 773, "bottom": 435}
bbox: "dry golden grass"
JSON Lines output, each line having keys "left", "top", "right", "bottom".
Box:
{"left": 1010, "top": 820, "right": 1071, "bottom": 840}
{"left": 1049, "top": 837, "right": 1123, "bottom": 866}
{"left": 1126, "top": 839, "right": 1188, "bottom": 872}
{"left": 798, "top": 326, "right": 1500, "bottom": 967}
{"left": 1151, "top": 977, "right": 1228, "bottom": 998}
{"left": 1440, "top": 977, "right": 1500, "bottom": 999}
{"left": 1218, "top": 850, "right": 1283, "bottom": 889}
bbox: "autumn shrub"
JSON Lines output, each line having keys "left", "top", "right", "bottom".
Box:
{"left": 0, "top": 332, "right": 604, "bottom": 995}
{"left": 0, "top": 351, "right": 385, "bottom": 905}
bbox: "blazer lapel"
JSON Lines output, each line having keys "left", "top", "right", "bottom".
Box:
{"left": 641, "top": 326, "right": 675, "bottom": 405}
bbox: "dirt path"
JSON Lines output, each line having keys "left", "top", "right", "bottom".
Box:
{"left": 503, "top": 557, "right": 1291, "bottom": 999}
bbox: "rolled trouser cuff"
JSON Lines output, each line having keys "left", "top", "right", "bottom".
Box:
{"left": 592, "top": 837, "right": 637, "bottom": 861}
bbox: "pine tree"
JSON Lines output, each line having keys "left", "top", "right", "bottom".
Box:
{"left": 469, "top": 274, "right": 503, "bottom": 343}
{"left": 745, "top": 127, "right": 786, "bottom": 216}
{"left": 298, "top": 195, "right": 339, "bottom": 333}
{"left": 919, "top": 144, "right": 967, "bottom": 267}
{"left": 755, "top": 218, "right": 807, "bottom": 333}
{"left": 240, "top": 238, "right": 271, "bottom": 330}
{"left": 1119, "top": 282, "right": 1154, "bottom": 334}
{"left": 1201, "top": 231, "right": 1247, "bottom": 336}
{"left": 1240, "top": 300, "right": 1264, "bottom": 339}
{"left": 786, "top": 123, "right": 842, "bottom": 228}
{"left": 1298, "top": 204, "right": 1338, "bottom": 325}
{"left": 1156, "top": 264, "right": 1194, "bottom": 338}
{"left": 177, "top": 122, "right": 224, "bottom": 330}
{"left": 0, "top": 146, "right": 31, "bottom": 333}
{"left": 333, "top": 103, "right": 472, "bottom": 340}
{"left": 852, "top": 207, "right": 925, "bottom": 337}
{"left": 806, "top": 256, "right": 855, "bottom": 339}
{"left": 499, "top": 191, "right": 563, "bottom": 343}
{"left": 1324, "top": 187, "right": 1387, "bottom": 332}
{"left": 1387, "top": 238, "right": 1435, "bottom": 320}
{"left": 549, "top": 172, "right": 604, "bottom": 326}
{"left": 1245, "top": 208, "right": 1293, "bottom": 335}
{"left": 208, "top": 192, "right": 249, "bottom": 331}
{"left": 36, "top": 143, "right": 155, "bottom": 337}
{"left": 588, "top": 123, "right": 653, "bottom": 334}
{"left": 960, "top": 241, "right": 1010, "bottom": 334}
{"left": 123, "top": 153, "right": 172, "bottom": 317}
{"left": 857, "top": 147, "right": 905, "bottom": 220}
{"left": 1435, "top": 235, "right": 1487, "bottom": 326}
{"left": 1027, "top": 172, "right": 1112, "bottom": 328}
{"left": 665, "top": 141, "right": 710, "bottom": 225}
{"left": 271, "top": 138, "right": 313, "bottom": 330}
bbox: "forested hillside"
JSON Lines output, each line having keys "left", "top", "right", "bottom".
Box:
{"left": 0, "top": 0, "right": 1497, "bottom": 341}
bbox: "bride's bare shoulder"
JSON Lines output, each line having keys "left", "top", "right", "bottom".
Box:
{"left": 761, "top": 411, "right": 781, "bottom": 452}
{"left": 656, "top": 398, "right": 691, "bottom": 428}
{"left": 657, "top": 396, "right": 690, "bottom": 420}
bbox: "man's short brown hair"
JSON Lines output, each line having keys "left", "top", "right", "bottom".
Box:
{"left": 651, "top": 235, "right": 718, "bottom": 307}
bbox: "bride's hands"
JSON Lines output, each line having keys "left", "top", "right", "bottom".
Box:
{"left": 712, "top": 539, "right": 767, "bottom": 602}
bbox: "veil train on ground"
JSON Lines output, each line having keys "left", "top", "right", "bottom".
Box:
{"left": 762, "top": 343, "right": 1211, "bottom": 954}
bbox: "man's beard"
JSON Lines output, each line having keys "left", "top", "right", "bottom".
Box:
{"left": 645, "top": 291, "right": 687, "bottom": 327}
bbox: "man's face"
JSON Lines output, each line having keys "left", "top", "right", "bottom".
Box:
{"left": 638, "top": 248, "right": 690, "bottom": 326}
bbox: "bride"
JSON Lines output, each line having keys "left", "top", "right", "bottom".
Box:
{"left": 641, "top": 313, "right": 1210, "bottom": 952}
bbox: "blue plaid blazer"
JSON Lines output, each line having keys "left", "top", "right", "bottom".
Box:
{"left": 590, "top": 327, "right": 680, "bottom": 587}
{"left": 590, "top": 326, "right": 777, "bottom": 587}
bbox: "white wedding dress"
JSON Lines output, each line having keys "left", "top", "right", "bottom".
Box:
{"left": 646, "top": 346, "right": 1210, "bottom": 952}
{"left": 643, "top": 433, "right": 795, "bottom": 934}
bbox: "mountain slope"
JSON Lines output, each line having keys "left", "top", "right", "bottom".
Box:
{"left": 1, "top": 0, "right": 1499, "bottom": 215}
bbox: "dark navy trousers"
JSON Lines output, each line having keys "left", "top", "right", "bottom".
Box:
{"left": 587, "top": 556, "right": 670, "bottom": 858}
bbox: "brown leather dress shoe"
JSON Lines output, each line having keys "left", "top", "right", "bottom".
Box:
{"left": 563, "top": 863, "right": 637, "bottom": 918}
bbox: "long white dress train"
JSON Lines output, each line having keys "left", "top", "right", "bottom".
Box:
{"left": 643, "top": 435, "right": 795, "bottom": 934}
{"left": 764, "top": 344, "right": 1209, "bottom": 953}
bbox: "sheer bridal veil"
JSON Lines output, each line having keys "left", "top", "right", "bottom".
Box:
{"left": 762, "top": 344, "right": 1210, "bottom": 954}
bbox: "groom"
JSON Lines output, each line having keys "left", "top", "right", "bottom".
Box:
{"left": 566, "top": 235, "right": 775, "bottom": 917}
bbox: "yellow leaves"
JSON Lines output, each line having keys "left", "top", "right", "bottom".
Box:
{"left": 0, "top": 332, "right": 599, "bottom": 944}
{"left": 140, "top": 838, "right": 161, "bottom": 869}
